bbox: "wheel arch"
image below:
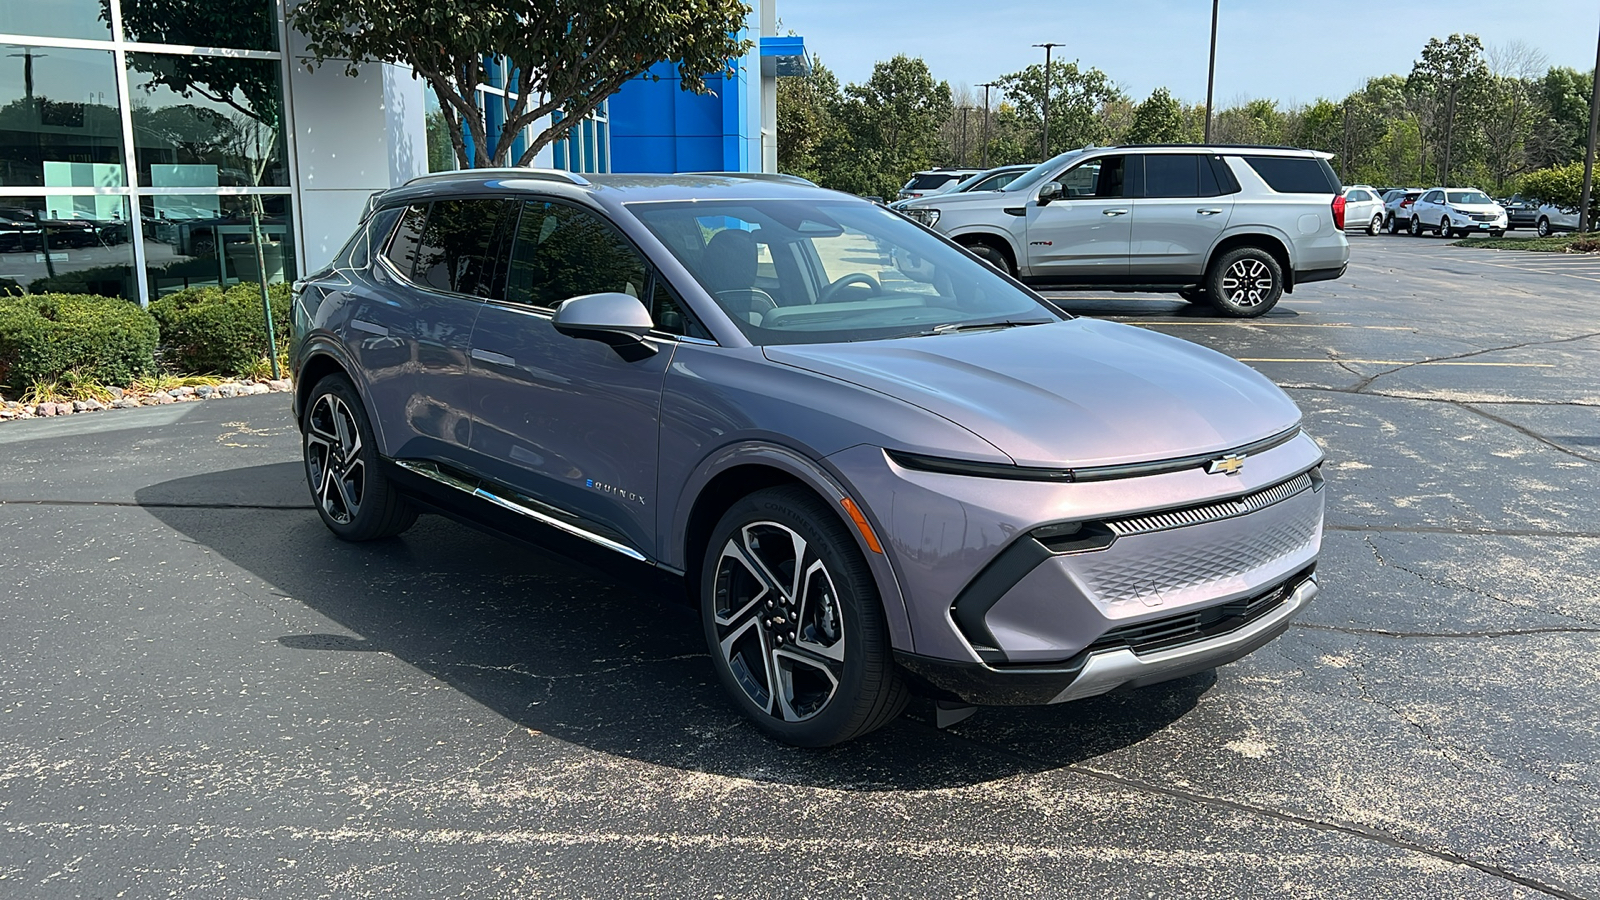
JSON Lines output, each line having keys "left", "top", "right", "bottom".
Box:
{"left": 672, "top": 443, "right": 914, "bottom": 651}
{"left": 951, "top": 230, "right": 1020, "bottom": 272}
{"left": 1205, "top": 232, "right": 1295, "bottom": 292}
{"left": 292, "top": 341, "right": 395, "bottom": 455}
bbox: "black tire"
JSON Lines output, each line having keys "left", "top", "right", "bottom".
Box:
{"left": 1366, "top": 214, "right": 1383, "bottom": 236}
{"left": 1204, "top": 246, "right": 1284, "bottom": 318}
{"left": 1489, "top": 229, "right": 1504, "bottom": 238}
{"left": 1385, "top": 214, "right": 1400, "bottom": 234}
{"left": 965, "top": 240, "right": 1016, "bottom": 277}
{"left": 1437, "top": 217, "right": 1451, "bottom": 238}
{"left": 700, "top": 486, "right": 908, "bottom": 747}
{"left": 302, "top": 374, "right": 417, "bottom": 541}
{"left": 1537, "top": 217, "right": 1552, "bottom": 238}
{"left": 1409, "top": 216, "right": 1424, "bottom": 236}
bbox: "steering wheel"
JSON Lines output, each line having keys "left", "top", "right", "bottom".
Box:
{"left": 818, "top": 272, "right": 882, "bottom": 304}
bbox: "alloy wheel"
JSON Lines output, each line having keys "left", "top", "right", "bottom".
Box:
{"left": 1220, "top": 258, "right": 1274, "bottom": 309}
{"left": 304, "top": 393, "right": 365, "bottom": 525}
{"left": 711, "top": 521, "right": 846, "bottom": 722}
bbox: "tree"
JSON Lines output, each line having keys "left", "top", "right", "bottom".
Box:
{"left": 288, "top": 0, "right": 751, "bottom": 169}
{"left": 1532, "top": 66, "right": 1595, "bottom": 168}
{"left": 824, "top": 55, "right": 952, "bottom": 198}
{"left": 1125, "top": 88, "right": 1184, "bottom": 144}
{"left": 1520, "top": 161, "right": 1599, "bottom": 220}
{"left": 995, "top": 61, "right": 1122, "bottom": 157}
{"left": 1406, "top": 34, "right": 1490, "bottom": 186}
{"left": 1214, "top": 98, "right": 1287, "bottom": 145}
{"left": 776, "top": 56, "right": 842, "bottom": 182}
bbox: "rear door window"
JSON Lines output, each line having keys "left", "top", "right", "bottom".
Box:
{"left": 1143, "top": 154, "right": 1204, "bottom": 198}
{"left": 1241, "top": 156, "right": 1340, "bottom": 194}
{"left": 505, "top": 200, "right": 648, "bottom": 310}
{"left": 413, "top": 198, "right": 516, "bottom": 297}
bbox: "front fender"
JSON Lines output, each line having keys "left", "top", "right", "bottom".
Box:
{"left": 668, "top": 439, "right": 915, "bottom": 653}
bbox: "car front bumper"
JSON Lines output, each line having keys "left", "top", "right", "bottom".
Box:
{"left": 829, "top": 431, "right": 1325, "bottom": 706}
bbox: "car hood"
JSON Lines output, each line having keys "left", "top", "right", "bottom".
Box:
{"left": 763, "top": 319, "right": 1301, "bottom": 468}
{"left": 1450, "top": 203, "right": 1504, "bottom": 214}
{"left": 897, "top": 189, "right": 1012, "bottom": 210}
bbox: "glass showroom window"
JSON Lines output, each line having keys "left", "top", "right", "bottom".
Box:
{"left": 0, "top": 0, "right": 112, "bottom": 42}
{"left": 127, "top": 53, "right": 287, "bottom": 188}
{"left": 0, "top": 195, "right": 136, "bottom": 300}
{"left": 140, "top": 193, "right": 294, "bottom": 296}
{"left": 119, "top": 0, "right": 279, "bottom": 52}
{"left": 0, "top": 44, "right": 126, "bottom": 188}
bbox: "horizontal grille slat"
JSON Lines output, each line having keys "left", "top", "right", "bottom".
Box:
{"left": 1107, "top": 472, "right": 1314, "bottom": 537}
{"left": 1085, "top": 570, "right": 1308, "bottom": 656}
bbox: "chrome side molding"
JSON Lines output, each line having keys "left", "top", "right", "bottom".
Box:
{"left": 392, "top": 460, "right": 647, "bottom": 562}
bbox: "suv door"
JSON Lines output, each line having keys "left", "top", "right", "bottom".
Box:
{"left": 1022, "top": 153, "right": 1131, "bottom": 281}
{"left": 370, "top": 199, "right": 513, "bottom": 459}
{"left": 1129, "top": 153, "right": 1235, "bottom": 278}
{"left": 465, "top": 198, "right": 677, "bottom": 557}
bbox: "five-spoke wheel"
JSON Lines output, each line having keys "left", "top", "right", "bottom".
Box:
{"left": 302, "top": 374, "right": 417, "bottom": 541}
{"left": 701, "top": 486, "right": 906, "bottom": 745}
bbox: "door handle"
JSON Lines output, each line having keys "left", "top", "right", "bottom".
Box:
{"left": 1102, "top": 208, "right": 1129, "bottom": 216}
{"left": 1198, "top": 208, "right": 1224, "bottom": 216}
{"left": 471, "top": 348, "right": 515, "bottom": 367}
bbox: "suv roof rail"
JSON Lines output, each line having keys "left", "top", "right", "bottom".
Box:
{"left": 402, "top": 167, "right": 592, "bottom": 187}
{"left": 680, "top": 171, "right": 817, "bottom": 186}
{"left": 1112, "top": 143, "right": 1326, "bottom": 154}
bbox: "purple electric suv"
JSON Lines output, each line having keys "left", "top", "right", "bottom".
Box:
{"left": 290, "top": 169, "right": 1325, "bottom": 746}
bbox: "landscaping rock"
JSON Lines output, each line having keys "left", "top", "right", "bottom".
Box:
{"left": 0, "top": 409, "right": 14, "bottom": 419}
{"left": 81, "top": 399, "right": 106, "bottom": 412}
{"left": 152, "top": 392, "right": 174, "bottom": 405}
{"left": 196, "top": 386, "right": 216, "bottom": 398}
{"left": 111, "top": 398, "right": 139, "bottom": 409}
{"left": 246, "top": 383, "right": 270, "bottom": 395}
{"left": 108, "top": 386, "right": 124, "bottom": 400}
{"left": 36, "top": 402, "right": 57, "bottom": 417}
{"left": 267, "top": 379, "right": 292, "bottom": 392}
{"left": 177, "top": 386, "right": 196, "bottom": 397}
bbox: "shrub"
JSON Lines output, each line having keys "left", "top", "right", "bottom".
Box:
{"left": 0, "top": 293, "right": 159, "bottom": 391}
{"left": 150, "top": 282, "right": 291, "bottom": 377}
{"left": 1520, "top": 162, "right": 1600, "bottom": 224}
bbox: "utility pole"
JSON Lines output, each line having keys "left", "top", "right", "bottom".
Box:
{"left": 1580, "top": 12, "right": 1600, "bottom": 233}
{"left": 978, "top": 81, "right": 998, "bottom": 168}
{"left": 1204, "top": 0, "right": 1219, "bottom": 142}
{"left": 1033, "top": 43, "right": 1061, "bottom": 158}
{"left": 959, "top": 107, "right": 970, "bottom": 166}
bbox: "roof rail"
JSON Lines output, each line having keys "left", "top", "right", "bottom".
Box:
{"left": 402, "top": 167, "right": 591, "bottom": 187}
{"left": 1110, "top": 143, "right": 1324, "bottom": 154}
{"left": 681, "top": 171, "right": 817, "bottom": 186}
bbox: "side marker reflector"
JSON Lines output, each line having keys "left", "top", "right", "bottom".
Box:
{"left": 839, "top": 497, "right": 884, "bottom": 554}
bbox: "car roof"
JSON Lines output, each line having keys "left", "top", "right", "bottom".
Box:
{"left": 1107, "top": 144, "right": 1333, "bottom": 158}
{"left": 379, "top": 169, "right": 846, "bottom": 209}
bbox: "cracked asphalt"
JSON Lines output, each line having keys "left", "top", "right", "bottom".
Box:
{"left": 2, "top": 235, "right": 1597, "bottom": 898}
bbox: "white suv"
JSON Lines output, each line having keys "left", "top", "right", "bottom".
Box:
{"left": 1405, "top": 188, "right": 1507, "bottom": 238}
{"left": 897, "top": 145, "right": 1351, "bottom": 317}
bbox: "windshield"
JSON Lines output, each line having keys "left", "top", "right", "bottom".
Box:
{"left": 629, "top": 199, "right": 1060, "bottom": 346}
{"left": 1003, "top": 150, "right": 1086, "bottom": 193}
{"left": 904, "top": 173, "right": 961, "bottom": 191}
{"left": 1447, "top": 190, "right": 1493, "bottom": 205}
{"left": 958, "top": 169, "right": 1026, "bottom": 192}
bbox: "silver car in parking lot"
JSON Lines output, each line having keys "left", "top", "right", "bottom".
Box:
{"left": 1341, "top": 185, "right": 1385, "bottom": 235}
{"left": 291, "top": 170, "right": 1326, "bottom": 746}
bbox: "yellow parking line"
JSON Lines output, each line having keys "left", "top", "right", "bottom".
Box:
{"left": 1237, "top": 358, "right": 1554, "bottom": 367}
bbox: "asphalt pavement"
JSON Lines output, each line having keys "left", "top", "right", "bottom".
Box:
{"left": 1, "top": 235, "right": 1597, "bottom": 898}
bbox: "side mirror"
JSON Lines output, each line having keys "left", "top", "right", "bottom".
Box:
{"left": 1037, "top": 181, "right": 1063, "bottom": 206}
{"left": 552, "top": 292, "right": 657, "bottom": 352}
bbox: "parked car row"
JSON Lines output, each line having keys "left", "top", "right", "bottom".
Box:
{"left": 0, "top": 208, "right": 125, "bottom": 253}
{"left": 1349, "top": 187, "right": 1583, "bottom": 238}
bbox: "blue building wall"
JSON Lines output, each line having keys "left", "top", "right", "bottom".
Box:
{"left": 608, "top": 51, "right": 752, "bottom": 173}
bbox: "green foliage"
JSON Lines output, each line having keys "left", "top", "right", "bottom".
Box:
{"left": 425, "top": 110, "right": 456, "bottom": 173}
{"left": 0, "top": 293, "right": 159, "bottom": 391}
{"left": 1405, "top": 34, "right": 1491, "bottom": 185}
{"left": 1125, "top": 88, "right": 1184, "bottom": 144}
{"left": 27, "top": 264, "right": 136, "bottom": 298}
{"left": 995, "top": 61, "right": 1123, "bottom": 156}
{"left": 1519, "top": 162, "right": 1599, "bottom": 220}
{"left": 289, "top": 0, "right": 751, "bottom": 168}
{"left": 149, "top": 282, "right": 291, "bottom": 377}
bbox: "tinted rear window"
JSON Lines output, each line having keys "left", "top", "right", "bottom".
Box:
{"left": 1241, "top": 156, "right": 1340, "bottom": 194}
{"left": 906, "top": 174, "right": 960, "bottom": 190}
{"left": 414, "top": 199, "right": 515, "bottom": 297}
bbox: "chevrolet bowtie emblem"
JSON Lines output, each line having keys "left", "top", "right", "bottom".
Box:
{"left": 1207, "top": 453, "right": 1246, "bottom": 476}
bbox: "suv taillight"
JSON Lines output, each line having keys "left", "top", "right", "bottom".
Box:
{"left": 1400, "top": 198, "right": 1414, "bottom": 208}
{"left": 1332, "top": 194, "right": 1346, "bottom": 230}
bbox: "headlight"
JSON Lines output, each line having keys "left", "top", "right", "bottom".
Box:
{"left": 904, "top": 208, "right": 941, "bottom": 227}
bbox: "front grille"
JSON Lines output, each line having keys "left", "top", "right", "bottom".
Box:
{"left": 1469, "top": 213, "right": 1497, "bottom": 222}
{"left": 1084, "top": 569, "right": 1309, "bottom": 656}
{"left": 1107, "top": 471, "right": 1314, "bottom": 537}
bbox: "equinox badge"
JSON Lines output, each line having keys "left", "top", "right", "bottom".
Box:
{"left": 1207, "top": 453, "right": 1246, "bottom": 476}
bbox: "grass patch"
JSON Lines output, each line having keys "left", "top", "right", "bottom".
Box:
{"left": 1453, "top": 233, "right": 1600, "bottom": 252}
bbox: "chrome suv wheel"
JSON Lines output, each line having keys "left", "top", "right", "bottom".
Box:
{"left": 701, "top": 486, "right": 906, "bottom": 746}
{"left": 303, "top": 374, "right": 417, "bottom": 541}
{"left": 1206, "top": 247, "right": 1283, "bottom": 318}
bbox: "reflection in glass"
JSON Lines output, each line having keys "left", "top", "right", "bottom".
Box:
{"left": 127, "top": 53, "right": 286, "bottom": 187}
{"left": 0, "top": 45, "right": 125, "bottom": 187}
{"left": 140, "top": 193, "right": 295, "bottom": 295}
{"left": 120, "top": 0, "right": 278, "bottom": 52}
{"left": 0, "top": 1, "right": 112, "bottom": 42}
{"left": 0, "top": 195, "right": 136, "bottom": 300}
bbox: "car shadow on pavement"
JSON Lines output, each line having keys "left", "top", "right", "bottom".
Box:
{"left": 1044, "top": 295, "right": 1305, "bottom": 319}
{"left": 137, "top": 462, "right": 1212, "bottom": 791}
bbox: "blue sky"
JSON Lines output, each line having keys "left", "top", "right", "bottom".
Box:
{"left": 780, "top": 0, "right": 1600, "bottom": 106}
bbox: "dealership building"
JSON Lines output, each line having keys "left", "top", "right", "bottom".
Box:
{"left": 0, "top": 0, "right": 802, "bottom": 307}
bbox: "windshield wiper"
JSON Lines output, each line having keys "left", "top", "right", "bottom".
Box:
{"left": 919, "top": 319, "right": 1050, "bottom": 337}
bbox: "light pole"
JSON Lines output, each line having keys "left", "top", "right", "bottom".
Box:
{"left": 959, "top": 106, "right": 971, "bottom": 166}
{"left": 1033, "top": 42, "right": 1061, "bottom": 158}
{"left": 1580, "top": 11, "right": 1600, "bottom": 233}
{"left": 1204, "top": 0, "right": 1219, "bottom": 142}
{"left": 978, "top": 81, "right": 998, "bottom": 168}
